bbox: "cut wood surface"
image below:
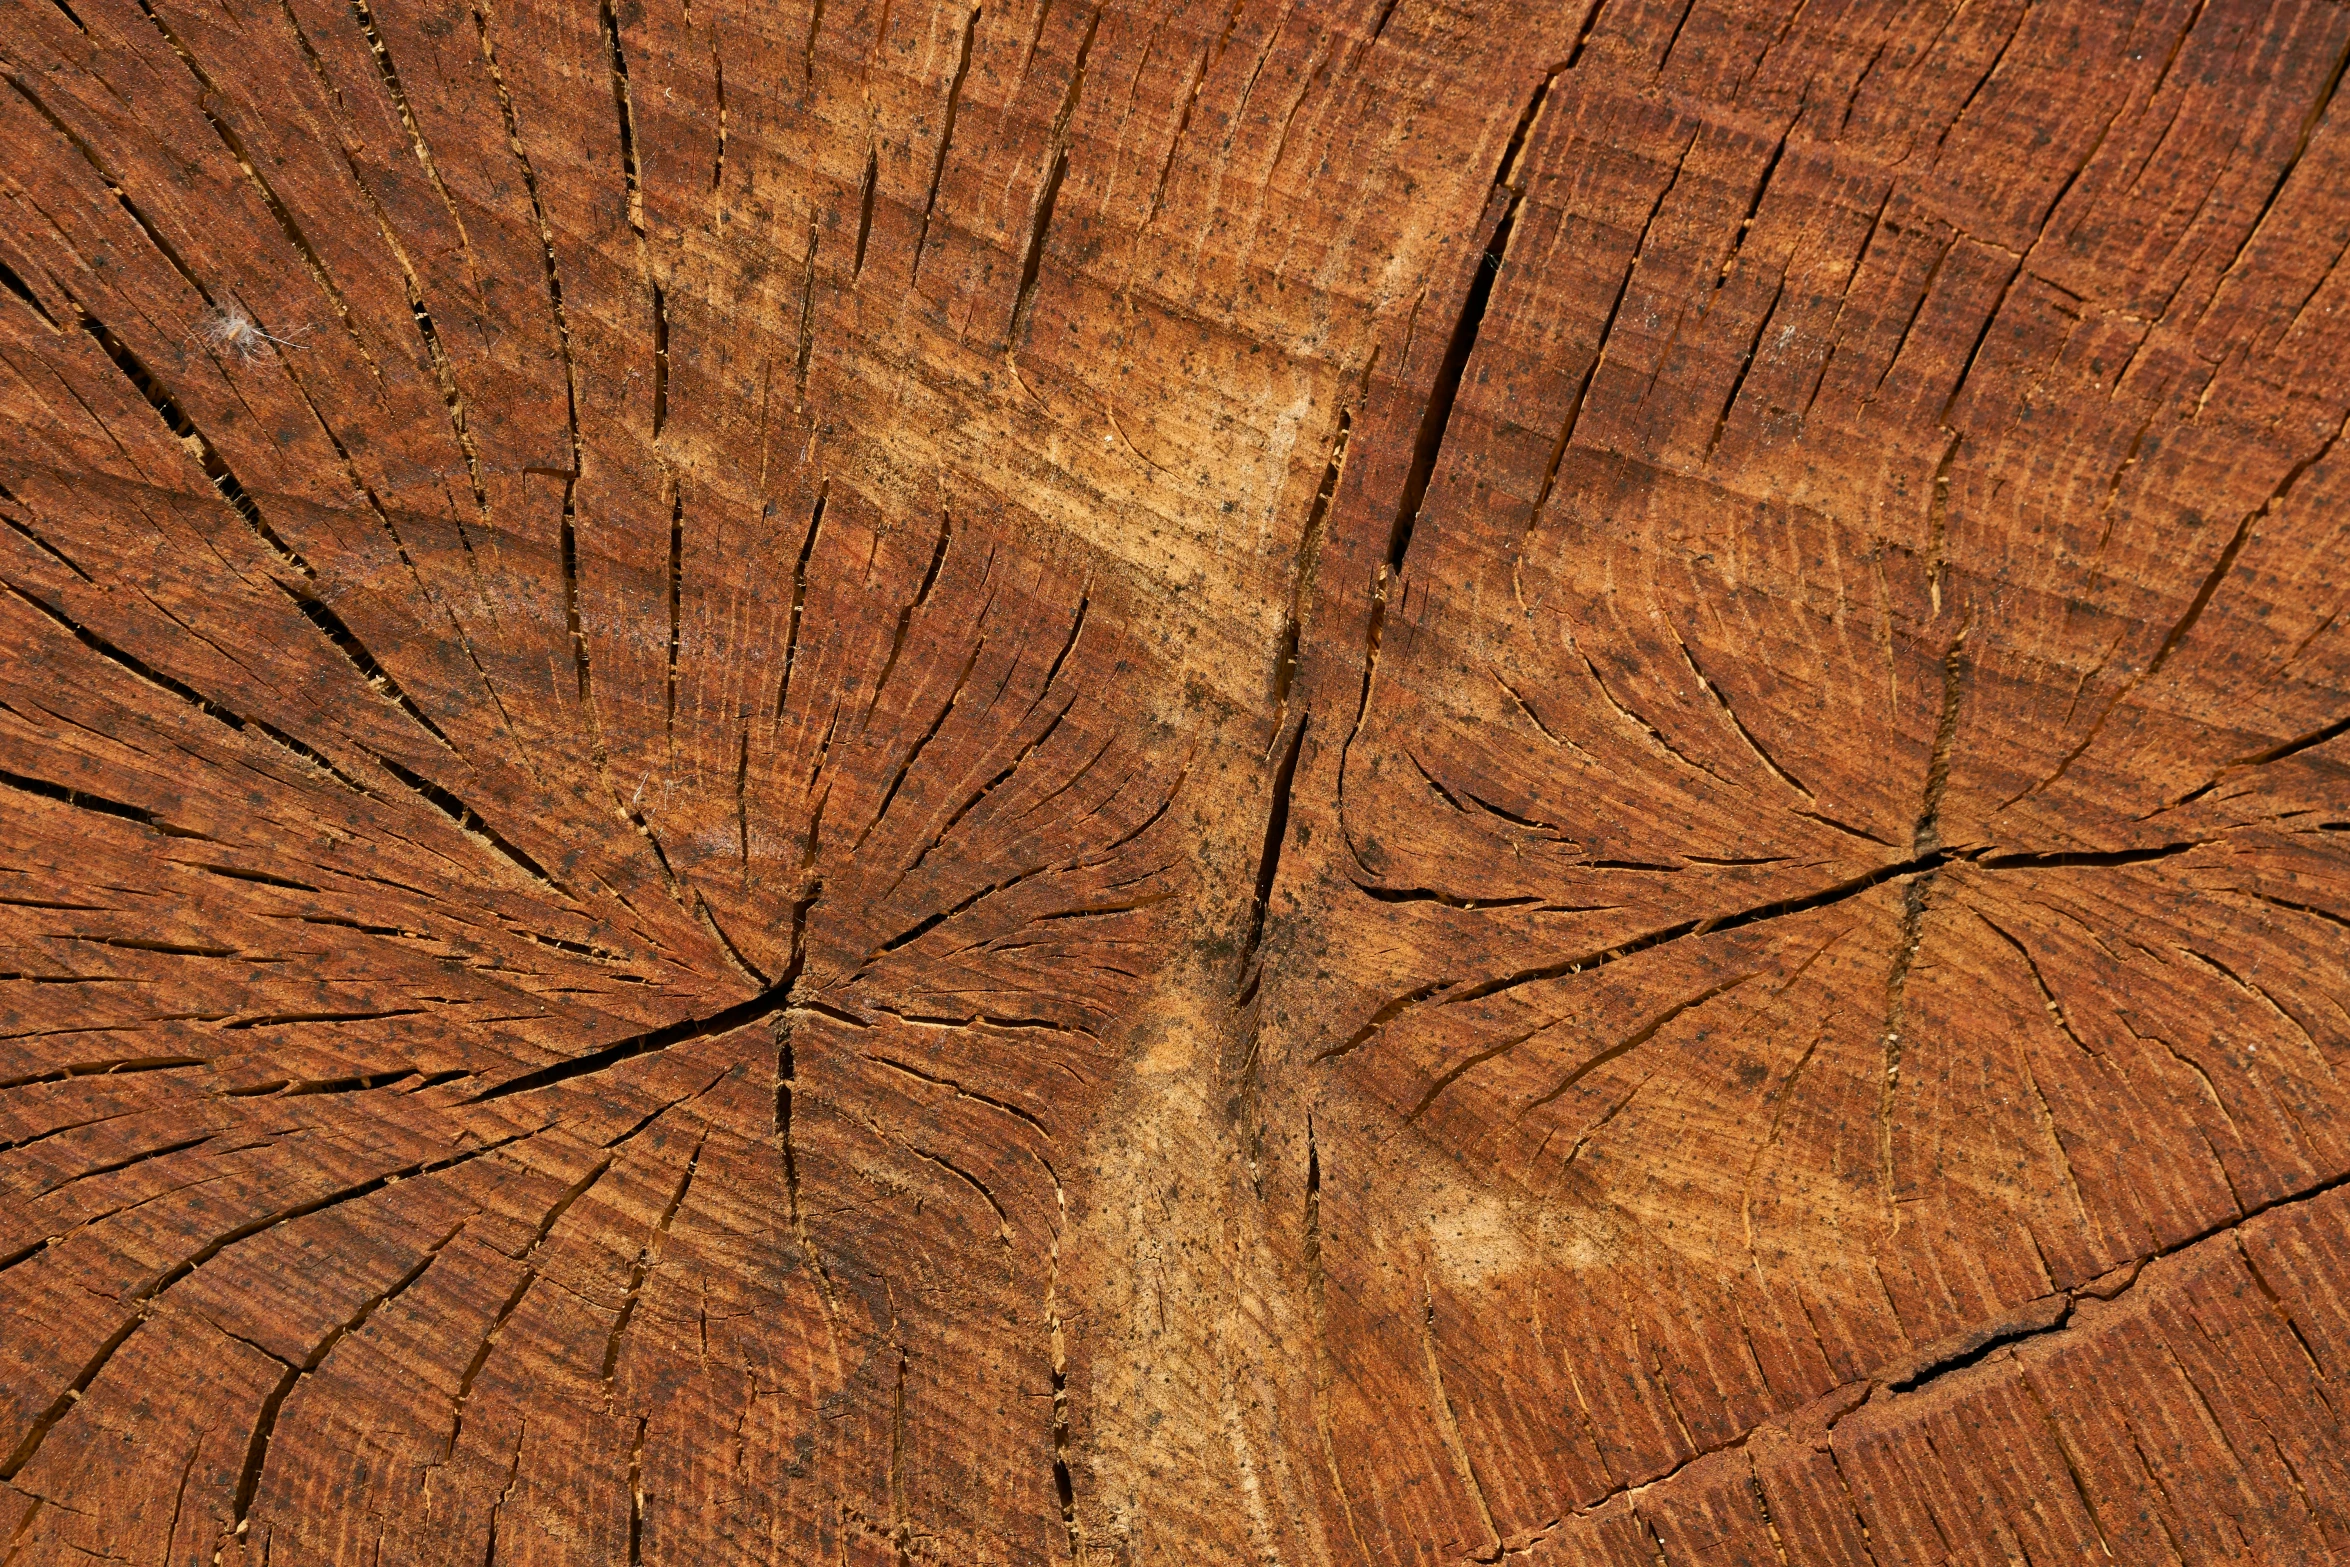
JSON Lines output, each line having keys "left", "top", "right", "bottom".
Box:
{"left": 4, "top": 0, "right": 2350, "bottom": 1558}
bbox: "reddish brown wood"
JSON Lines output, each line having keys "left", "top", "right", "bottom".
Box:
{"left": 4, "top": 0, "right": 2350, "bottom": 1559}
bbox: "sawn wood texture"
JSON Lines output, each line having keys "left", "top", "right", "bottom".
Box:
{"left": 4, "top": 0, "right": 2350, "bottom": 1559}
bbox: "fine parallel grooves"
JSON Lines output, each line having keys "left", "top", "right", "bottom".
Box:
{"left": 2, "top": 73, "right": 211, "bottom": 304}
{"left": 854, "top": 576, "right": 991, "bottom": 855}
{"left": 865, "top": 511, "right": 956, "bottom": 726}
{"left": 229, "top": 1214, "right": 472, "bottom": 1530}
{"left": 1384, "top": 74, "right": 1545, "bottom": 578}
{"left": 369, "top": 751, "right": 573, "bottom": 898}
{"left": 4, "top": 9, "right": 2343, "bottom": 1560}
{"left": 912, "top": 4, "right": 983, "bottom": 282}
{"left": 66, "top": 302, "right": 462, "bottom": 763}
{"left": 272, "top": 581, "right": 456, "bottom": 751}
{"left": 0, "top": 1133, "right": 525, "bottom": 1479}
{"left": 0, "top": 579, "right": 370, "bottom": 795}
{"left": 1011, "top": 7, "right": 1101, "bottom": 340}
{"left": 601, "top": 1130, "right": 706, "bottom": 1404}
{"left": 862, "top": 764, "right": 1186, "bottom": 965}
{"left": 129, "top": 0, "right": 386, "bottom": 430}
{"left": 0, "top": 766, "right": 213, "bottom": 841}
{"left": 774, "top": 485, "right": 826, "bottom": 732}
{"left": 1144, "top": 1, "right": 1239, "bottom": 225}
{"left": 897, "top": 687, "right": 1074, "bottom": 887}
{"left": 1318, "top": 835, "right": 2209, "bottom": 1060}
{"left": 311, "top": 0, "right": 503, "bottom": 519}
{"left": 0, "top": 256, "right": 61, "bottom": 331}
{"left": 1518, "top": 126, "right": 1697, "bottom": 563}
{"left": 440, "top": 1153, "right": 614, "bottom": 1459}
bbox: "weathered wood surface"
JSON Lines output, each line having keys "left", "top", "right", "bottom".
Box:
{"left": 5, "top": 0, "right": 2350, "bottom": 1558}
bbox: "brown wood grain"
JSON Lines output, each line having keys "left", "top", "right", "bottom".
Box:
{"left": 3, "top": 0, "right": 2349, "bottom": 1559}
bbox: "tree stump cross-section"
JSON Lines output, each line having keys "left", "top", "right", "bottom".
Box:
{"left": 5, "top": 0, "right": 2350, "bottom": 1560}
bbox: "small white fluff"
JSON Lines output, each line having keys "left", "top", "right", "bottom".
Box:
{"left": 191, "top": 303, "right": 299, "bottom": 362}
